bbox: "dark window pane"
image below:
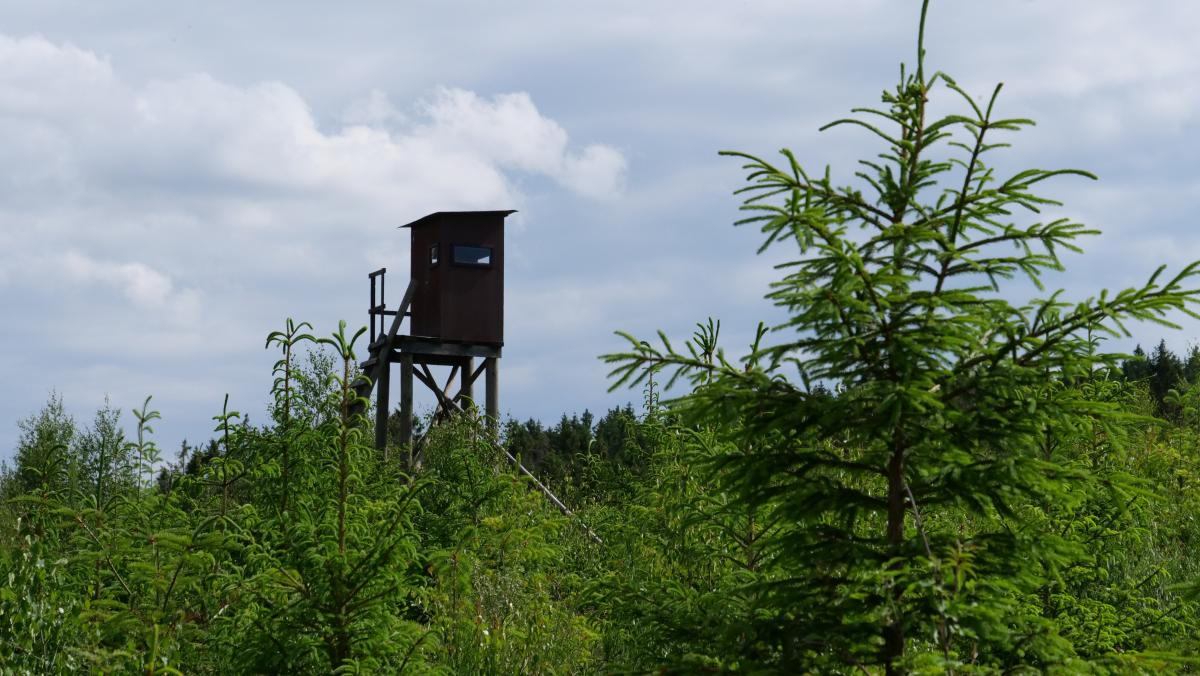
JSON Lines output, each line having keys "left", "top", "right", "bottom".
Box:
{"left": 430, "top": 244, "right": 439, "bottom": 266}
{"left": 452, "top": 245, "right": 492, "bottom": 267}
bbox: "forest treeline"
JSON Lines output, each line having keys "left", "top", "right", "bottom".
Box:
{"left": 504, "top": 338, "right": 1200, "bottom": 479}
{"left": 8, "top": 1, "right": 1200, "bottom": 672}
{"left": 1123, "top": 340, "right": 1200, "bottom": 419}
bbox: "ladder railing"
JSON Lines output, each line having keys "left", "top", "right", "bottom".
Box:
{"left": 369, "top": 268, "right": 410, "bottom": 345}
{"left": 378, "top": 280, "right": 415, "bottom": 356}
{"left": 354, "top": 278, "right": 415, "bottom": 413}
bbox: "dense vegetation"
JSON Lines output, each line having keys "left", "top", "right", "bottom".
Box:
{"left": 5, "top": 2, "right": 1200, "bottom": 672}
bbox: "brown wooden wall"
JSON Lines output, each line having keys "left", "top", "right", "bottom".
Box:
{"left": 405, "top": 210, "right": 511, "bottom": 345}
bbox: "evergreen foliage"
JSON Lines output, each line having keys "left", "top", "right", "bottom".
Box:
{"left": 605, "top": 1, "right": 1200, "bottom": 671}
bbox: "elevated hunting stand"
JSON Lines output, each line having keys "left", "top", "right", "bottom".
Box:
{"left": 355, "top": 209, "right": 602, "bottom": 543}
{"left": 358, "top": 210, "right": 513, "bottom": 452}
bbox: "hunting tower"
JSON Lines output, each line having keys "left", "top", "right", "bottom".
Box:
{"left": 359, "top": 210, "right": 514, "bottom": 452}
{"left": 407, "top": 210, "right": 507, "bottom": 345}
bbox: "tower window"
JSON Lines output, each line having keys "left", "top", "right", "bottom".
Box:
{"left": 452, "top": 245, "right": 492, "bottom": 267}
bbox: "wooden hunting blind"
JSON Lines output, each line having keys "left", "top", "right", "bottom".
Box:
{"left": 360, "top": 210, "right": 515, "bottom": 453}
{"left": 355, "top": 209, "right": 600, "bottom": 541}
{"left": 405, "top": 210, "right": 511, "bottom": 346}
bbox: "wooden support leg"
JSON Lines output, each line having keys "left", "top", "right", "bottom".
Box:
{"left": 485, "top": 357, "right": 499, "bottom": 437}
{"left": 416, "top": 363, "right": 460, "bottom": 421}
{"left": 374, "top": 359, "right": 390, "bottom": 454}
{"left": 460, "top": 357, "right": 474, "bottom": 410}
{"left": 439, "top": 365, "right": 460, "bottom": 416}
{"left": 400, "top": 352, "right": 414, "bottom": 449}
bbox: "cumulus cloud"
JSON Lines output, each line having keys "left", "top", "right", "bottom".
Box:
{"left": 562, "top": 145, "right": 626, "bottom": 199}
{"left": 417, "top": 88, "right": 625, "bottom": 198}
{"left": 0, "top": 33, "right": 627, "bottom": 302}
{"left": 0, "top": 35, "right": 625, "bottom": 214}
{"left": 927, "top": 4, "right": 1200, "bottom": 147}
{"left": 59, "top": 251, "right": 174, "bottom": 308}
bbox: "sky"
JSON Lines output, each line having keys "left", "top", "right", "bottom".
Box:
{"left": 2, "top": 1, "right": 1199, "bottom": 462}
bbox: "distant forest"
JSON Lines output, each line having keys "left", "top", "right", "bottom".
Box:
{"left": 507, "top": 339, "right": 1200, "bottom": 475}
{"left": 1121, "top": 341, "right": 1200, "bottom": 417}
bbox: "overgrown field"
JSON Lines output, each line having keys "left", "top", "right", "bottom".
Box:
{"left": 4, "top": 336, "right": 1200, "bottom": 673}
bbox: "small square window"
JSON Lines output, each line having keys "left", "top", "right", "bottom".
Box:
{"left": 430, "top": 244, "right": 439, "bottom": 267}
{"left": 452, "top": 244, "right": 492, "bottom": 267}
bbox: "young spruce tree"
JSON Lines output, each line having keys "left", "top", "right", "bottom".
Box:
{"left": 607, "top": 1, "right": 1200, "bottom": 672}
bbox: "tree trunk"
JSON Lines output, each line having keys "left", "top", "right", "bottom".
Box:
{"left": 884, "top": 438, "right": 906, "bottom": 674}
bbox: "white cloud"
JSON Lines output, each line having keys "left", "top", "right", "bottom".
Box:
{"left": 0, "top": 33, "right": 627, "bottom": 306}
{"left": 929, "top": 4, "right": 1200, "bottom": 144}
{"left": 416, "top": 87, "right": 625, "bottom": 198}
{"left": 0, "top": 34, "right": 119, "bottom": 119}
{"left": 562, "top": 145, "right": 626, "bottom": 199}
{"left": 60, "top": 250, "right": 174, "bottom": 308}
{"left": 340, "top": 88, "right": 407, "bottom": 128}
{"left": 0, "top": 36, "right": 625, "bottom": 215}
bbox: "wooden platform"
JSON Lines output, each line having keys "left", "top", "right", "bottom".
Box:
{"left": 359, "top": 279, "right": 500, "bottom": 455}
{"left": 363, "top": 333, "right": 499, "bottom": 453}
{"left": 391, "top": 335, "right": 500, "bottom": 360}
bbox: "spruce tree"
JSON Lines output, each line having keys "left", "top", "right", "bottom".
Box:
{"left": 606, "top": 1, "right": 1200, "bottom": 671}
{"left": 1150, "top": 339, "right": 1184, "bottom": 416}
{"left": 1122, "top": 344, "right": 1152, "bottom": 383}
{"left": 1183, "top": 343, "right": 1200, "bottom": 385}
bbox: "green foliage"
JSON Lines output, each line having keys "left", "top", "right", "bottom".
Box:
{"left": 503, "top": 405, "right": 654, "bottom": 505}
{"left": 421, "top": 415, "right": 599, "bottom": 673}
{"left": 0, "top": 320, "right": 608, "bottom": 674}
{"left": 236, "top": 321, "right": 433, "bottom": 672}
{"left": 73, "top": 398, "right": 133, "bottom": 512}
{"left": 0, "top": 533, "right": 84, "bottom": 674}
{"left": 9, "top": 392, "right": 76, "bottom": 499}
{"left": 605, "top": 1, "right": 1200, "bottom": 671}
{"left": 4, "top": 342, "right": 1200, "bottom": 673}
{"left": 1121, "top": 340, "right": 1200, "bottom": 420}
